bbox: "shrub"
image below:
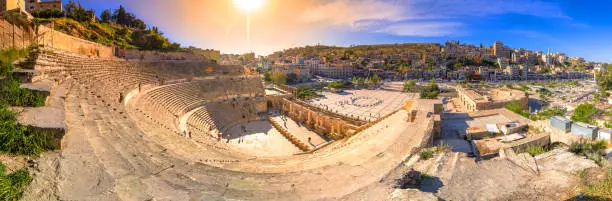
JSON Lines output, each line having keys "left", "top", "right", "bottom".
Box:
{"left": 419, "top": 149, "right": 435, "bottom": 160}
{"left": 524, "top": 144, "right": 546, "bottom": 157}
{"left": 420, "top": 79, "right": 439, "bottom": 99}
{"left": 506, "top": 100, "right": 529, "bottom": 117}
{"left": 0, "top": 161, "right": 32, "bottom": 201}
{"left": 576, "top": 168, "right": 612, "bottom": 199}
{"left": 570, "top": 140, "right": 608, "bottom": 156}
{"left": 571, "top": 103, "right": 599, "bottom": 124}
{"left": 0, "top": 78, "right": 47, "bottom": 107}
{"left": 0, "top": 48, "right": 28, "bottom": 77}
{"left": 0, "top": 107, "right": 58, "bottom": 156}
{"left": 435, "top": 140, "right": 453, "bottom": 153}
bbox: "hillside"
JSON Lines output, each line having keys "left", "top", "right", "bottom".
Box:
{"left": 270, "top": 43, "right": 442, "bottom": 60}
{"left": 37, "top": 18, "right": 178, "bottom": 51}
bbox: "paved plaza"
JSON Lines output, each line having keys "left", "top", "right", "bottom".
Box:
{"left": 224, "top": 121, "right": 302, "bottom": 157}
{"left": 308, "top": 89, "right": 417, "bottom": 121}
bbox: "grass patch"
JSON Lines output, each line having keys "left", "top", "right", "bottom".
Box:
{"left": 0, "top": 107, "right": 59, "bottom": 156}
{"left": 0, "top": 161, "right": 32, "bottom": 200}
{"left": 0, "top": 78, "right": 47, "bottom": 107}
{"left": 529, "top": 106, "right": 566, "bottom": 121}
{"left": 435, "top": 140, "right": 453, "bottom": 153}
{"left": 570, "top": 141, "right": 608, "bottom": 156}
{"left": 524, "top": 144, "right": 546, "bottom": 157}
{"left": 515, "top": 144, "right": 550, "bottom": 157}
{"left": 575, "top": 168, "right": 612, "bottom": 200}
{"left": 419, "top": 149, "right": 435, "bottom": 161}
{"left": 0, "top": 48, "right": 28, "bottom": 77}
{"left": 570, "top": 141, "right": 609, "bottom": 167}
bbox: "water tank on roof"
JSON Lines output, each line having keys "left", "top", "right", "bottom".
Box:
{"left": 550, "top": 116, "right": 572, "bottom": 133}
{"left": 598, "top": 129, "right": 612, "bottom": 141}
{"left": 571, "top": 123, "right": 599, "bottom": 140}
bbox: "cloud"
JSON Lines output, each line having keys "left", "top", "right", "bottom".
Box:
{"left": 376, "top": 22, "right": 463, "bottom": 37}
{"left": 299, "top": 0, "right": 404, "bottom": 27}
{"left": 299, "top": 0, "right": 567, "bottom": 36}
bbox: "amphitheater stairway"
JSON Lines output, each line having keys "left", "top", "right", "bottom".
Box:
{"left": 8, "top": 50, "right": 67, "bottom": 144}
{"left": 267, "top": 117, "right": 313, "bottom": 152}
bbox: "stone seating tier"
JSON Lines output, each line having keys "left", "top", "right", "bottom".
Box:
{"left": 137, "top": 77, "right": 264, "bottom": 133}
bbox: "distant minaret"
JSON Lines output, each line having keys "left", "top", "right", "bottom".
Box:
{"left": 546, "top": 48, "right": 551, "bottom": 68}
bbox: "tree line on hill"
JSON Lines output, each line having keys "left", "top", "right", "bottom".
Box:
{"left": 27, "top": 1, "right": 201, "bottom": 52}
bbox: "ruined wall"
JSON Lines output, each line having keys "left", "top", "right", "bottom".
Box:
{"left": 268, "top": 98, "right": 358, "bottom": 140}
{"left": 456, "top": 87, "right": 528, "bottom": 112}
{"left": 0, "top": 20, "right": 115, "bottom": 57}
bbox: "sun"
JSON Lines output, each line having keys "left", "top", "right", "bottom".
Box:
{"left": 233, "top": 0, "right": 265, "bottom": 13}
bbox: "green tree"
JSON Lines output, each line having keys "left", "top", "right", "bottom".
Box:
{"left": 113, "top": 5, "right": 129, "bottom": 26}
{"left": 271, "top": 73, "right": 287, "bottom": 85}
{"left": 286, "top": 73, "right": 298, "bottom": 84}
{"left": 100, "top": 9, "right": 112, "bottom": 23}
{"left": 420, "top": 79, "right": 440, "bottom": 99}
{"left": 403, "top": 79, "right": 417, "bottom": 92}
{"left": 327, "top": 81, "right": 345, "bottom": 89}
{"left": 131, "top": 19, "right": 146, "bottom": 30}
{"left": 263, "top": 72, "right": 272, "bottom": 82}
{"left": 571, "top": 103, "right": 599, "bottom": 124}
{"left": 370, "top": 74, "right": 380, "bottom": 85}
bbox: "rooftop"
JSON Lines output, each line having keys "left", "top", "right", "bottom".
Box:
{"left": 461, "top": 87, "right": 526, "bottom": 103}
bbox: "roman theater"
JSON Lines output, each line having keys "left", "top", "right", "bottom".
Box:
{"left": 19, "top": 47, "right": 438, "bottom": 200}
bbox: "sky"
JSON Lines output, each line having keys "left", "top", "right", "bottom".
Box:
{"left": 76, "top": 0, "right": 612, "bottom": 62}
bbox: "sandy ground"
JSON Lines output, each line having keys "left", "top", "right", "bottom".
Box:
{"left": 224, "top": 120, "right": 301, "bottom": 157}
{"left": 22, "top": 79, "right": 433, "bottom": 200}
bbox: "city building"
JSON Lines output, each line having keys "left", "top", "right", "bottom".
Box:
{"left": 504, "top": 65, "right": 521, "bottom": 80}
{"left": 271, "top": 64, "right": 311, "bottom": 82}
{"left": 312, "top": 62, "right": 356, "bottom": 79}
{"left": 26, "top": 0, "right": 62, "bottom": 13}
{"left": 493, "top": 41, "right": 511, "bottom": 59}
{"left": 456, "top": 87, "right": 528, "bottom": 112}
{"left": 1, "top": 0, "right": 23, "bottom": 15}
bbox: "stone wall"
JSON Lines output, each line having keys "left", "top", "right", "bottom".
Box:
{"left": 116, "top": 48, "right": 220, "bottom": 61}
{"left": 0, "top": 20, "right": 115, "bottom": 57}
{"left": 0, "top": 19, "right": 29, "bottom": 49}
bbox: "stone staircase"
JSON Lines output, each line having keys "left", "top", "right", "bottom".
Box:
{"left": 267, "top": 117, "right": 312, "bottom": 152}
{"left": 7, "top": 47, "right": 67, "bottom": 148}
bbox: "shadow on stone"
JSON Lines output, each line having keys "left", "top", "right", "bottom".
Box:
{"left": 394, "top": 169, "right": 445, "bottom": 194}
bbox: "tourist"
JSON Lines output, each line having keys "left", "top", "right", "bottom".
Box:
{"left": 183, "top": 130, "right": 187, "bottom": 137}
{"left": 189, "top": 132, "right": 192, "bottom": 138}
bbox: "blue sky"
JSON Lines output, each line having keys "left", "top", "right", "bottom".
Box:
{"left": 74, "top": 0, "right": 612, "bottom": 62}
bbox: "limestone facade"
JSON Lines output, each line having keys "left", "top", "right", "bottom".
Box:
{"left": 456, "top": 87, "right": 528, "bottom": 112}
